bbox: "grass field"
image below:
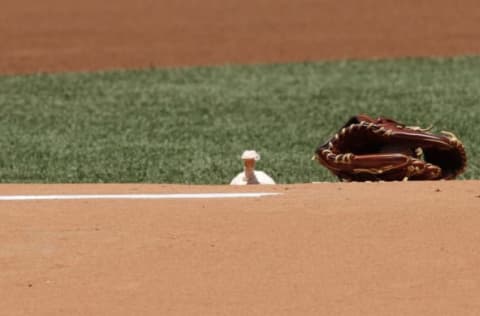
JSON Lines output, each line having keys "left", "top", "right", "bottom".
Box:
{"left": 0, "top": 56, "right": 478, "bottom": 184}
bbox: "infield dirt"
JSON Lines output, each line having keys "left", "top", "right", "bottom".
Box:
{"left": 1, "top": 0, "right": 480, "bottom": 73}
{"left": 1, "top": 182, "right": 480, "bottom": 315}
{"left": 1, "top": 0, "right": 480, "bottom": 315}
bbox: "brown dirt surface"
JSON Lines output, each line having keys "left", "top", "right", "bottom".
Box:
{"left": 1, "top": 182, "right": 480, "bottom": 315}
{"left": 1, "top": 0, "right": 480, "bottom": 74}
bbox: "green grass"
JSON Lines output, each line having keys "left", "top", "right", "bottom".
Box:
{"left": 0, "top": 56, "right": 479, "bottom": 183}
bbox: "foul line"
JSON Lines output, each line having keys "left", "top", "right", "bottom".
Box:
{"left": 0, "top": 192, "right": 280, "bottom": 201}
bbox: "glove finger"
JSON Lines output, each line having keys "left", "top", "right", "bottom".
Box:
{"left": 317, "top": 150, "right": 410, "bottom": 175}
{"left": 390, "top": 130, "right": 455, "bottom": 150}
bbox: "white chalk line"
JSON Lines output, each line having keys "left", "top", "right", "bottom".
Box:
{"left": 0, "top": 192, "right": 281, "bottom": 201}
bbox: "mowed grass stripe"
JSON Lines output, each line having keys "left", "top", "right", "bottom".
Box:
{"left": 0, "top": 57, "right": 478, "bottom": 183}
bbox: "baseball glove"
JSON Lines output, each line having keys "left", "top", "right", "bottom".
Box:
{"left": 313, "top": 114, "right": 467, "bottom": 181}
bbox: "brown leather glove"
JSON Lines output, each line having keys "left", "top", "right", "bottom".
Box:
{"left": 314, "top": 115, "right": 467, "bottom": 181}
